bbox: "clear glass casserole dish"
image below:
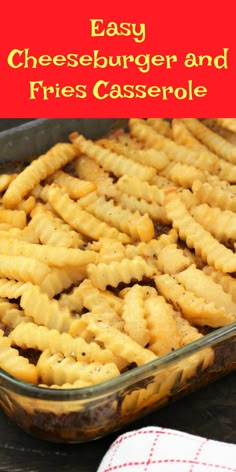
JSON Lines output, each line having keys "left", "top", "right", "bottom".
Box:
{"left": 0, "top": 118, "right": 235, "bottom": 443}
{"left": 0, "top": 323, "right": 235, "bottom": 442}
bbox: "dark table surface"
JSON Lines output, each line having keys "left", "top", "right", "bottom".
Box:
{"left": 0, "top": 119, "right": 235, "bottom": 472}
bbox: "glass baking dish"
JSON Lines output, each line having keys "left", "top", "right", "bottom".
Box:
{"left": 0, "top": 118, "right": 235, "bottom": 443}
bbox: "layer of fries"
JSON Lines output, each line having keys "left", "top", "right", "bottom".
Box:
{"left": 0, "top": 117, "right": 236, "bottom": 395}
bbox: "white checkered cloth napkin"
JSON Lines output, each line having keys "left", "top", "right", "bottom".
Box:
{"left": 97, "top": 426, "right": 236, "bottom": 472}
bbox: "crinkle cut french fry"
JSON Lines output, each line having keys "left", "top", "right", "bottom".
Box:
{"left": 78, "top": 191, "right": 155, "bottom": 242}
{"left": 0, "top": 329, "right": 38, "bottom": 384}
{"left": 206, "top": 176, "right": 236, "bottom": 193}
{"left": 107, "top": 130, "right": 142, "bottom": 149}
{"left": 93, "top": 177, "right": 117, "bottom": 199}
{"left": 87, "top": 237, "right": 124, "bottom": 254}
{"left": 0, "top": 279, "right": 27, "bottom": 299}
{"left": 122, "top": 240, "right": 159, "bottom": 265}
{"left": 172, "top": 119, "right": 234, "bottom": 181}
{"left": 29, "top": 206, "right": 84, "bottom": 248}
{"left": 182, "top": 118, "right": 236, "bottom": 165}
{"left": 146, "top": 118, "right": 172, "bottom": 138}
{"left": 0, "top": 173, "right": 17, "bottom": 192}
{"left": 171, "top": 313, "right": 214, "bottom": 376}
{"left": 0, "top": 208, "right": 26, "bottom": 229}
{"left": 32, "top": 201, "right": 85, "bottom": 240}
{"left": 40, "top": 266, "right": 86, "bottom": 298}
{"left": 203, "top": 119, "right": 236, "bottom": 146}
{"left": 0, "top": 254, "right": 50, "bottom": 284}
{"left": 138, "top": 285, "right": 158, "bottom": 300}
{"left": 0, "top": 226, "right": 39, "bottom": 244}
{"left": 83, "top": 317, "right": 156, "bottom": 366}
{"left": 0, "top": 299, "right": 19, "bottom": 315}
{"left": 114, "top": 192, "right": 170, "bottom": 225}
{"left": 30, "top": 183, "right": 44, "bottom": 200}
{"left": 165, "top": 193, "right": 236, "bottom": 273}
{"left": 0, "top": 223, "right": 12, "bottom": 231}
{"left": 202, "top": 266, "right": 236, "bottom": 304}
{"left": 9, "top": 322, "right": 120, "bottom": 365}
{"left": 2, "top": 143, "right": 77, "bottom": 208}
{"left": 190, "top": 203, "right": 236, "bottom": 244}
{"left": 75, "top": 155, "right": 108, "bottom": 181}
{"left": 12, "top": 226, "right": 39, "bottom": 243}
{"left": 87, "top": 256, "right": 156, "bottom": 290}
{"left": 172, "top": 120, "right": 236, "bottom": 183}
{"left": 155, "top": 274, "right": 235, "bottom": 328}
{"left": 150, "top": 174, "right": 176, "bottom": 189}
{"left": 100, "top": 290, "right": 124, "bottom": 315}
{"left": 37, "top": 349, "right": 120, "bottom": 386}
{"left": 154, "top": 228, "right": 179, "bottom": 247}
{"left": 58, "top": 285, "right": 84, "bottom": 313}
{"left": 0, "top": 299, "right": 33, "bottom": 329}
{"left": 20, "top": 283, "right": 74, "bottom": 332}
{"left": 122, "top": 284, "right": 150, "bottom": 347}
{"left": 0, "top": 238, "right": 96, "bottom": 268}
{"left": 173, "top": 311, "right": 203, "bottom": 345}
{"left": 145, "top": 295, "right": 181, "bottom": 355}
{"left": 202, "top": 119, "right": 236, "bottom": 142}
{"left": 96, "top": 240, "right": 125, "bottom": 263}
{"left": 97, "top": 138, "right": 168, "bottom": 171}
{"left": 70, "top": 132, "right": 156, "bottom": 181}
{"left": 49, "top": 170, "right": 96, "bottom": 199}
{"left": 47, "top": 184, "right": 130, "bottom": 243}
{"left": 177, "top": 189, "right": 199, "bottom": 210}
{"left": 33, "top": 184, "right": 52, "bottom": 203}
{"left": 160, "top": 161, "right": 206, "bottom": 189}
{"left": 129, "top": 118, "right": 218, "bottom": 172}
{"left": 156, "top": 244, "right": 192, "bottom": 275}
{"left": 76, "top": 279, "right": 123, "bottom": 330}
{"left": 217, "top": 158, "right": 236, "bottom": 183}
{"left": 3, "top": 308, "right": 33, "bottom": 330}
{"left": 175, "top": 265, "right": 236, "bottom": 314}
{"left": 16, "top": 196, "right": 36, "bottom": 214}
{"left": 129, "top": 230, "right": 178, "bottom": 263}
{"left": 172, "top": 118, "right": 206, "bottom": 151}
{"left": 214, "top": 118, "right": 236, "bottom": 133}
{"left": 68, "top": 316, "right": 101, "bottom": 345}
{"left": 192, "top": 180, "right": 236, "bottom": 212}
{"left": 116, "top": 175, "right": 164, "bottom": 204}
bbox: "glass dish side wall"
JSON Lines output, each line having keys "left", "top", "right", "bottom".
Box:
{"left": 0, "top": 323, "right": 235, "bottom": 443}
